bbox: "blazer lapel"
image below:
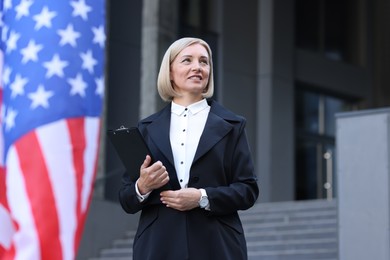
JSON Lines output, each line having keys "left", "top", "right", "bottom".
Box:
{"left": 147, "top": 106, "right": 175, "bottom": 167}
{"left": 146, "top": 106, "right": 182, "bottom": 190}
{"left": 193, "top": 111, "right": 233, "bottom": 164}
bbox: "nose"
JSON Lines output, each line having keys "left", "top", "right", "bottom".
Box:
{"left": 192, "top": 62, "right": 202, "bottom": 71}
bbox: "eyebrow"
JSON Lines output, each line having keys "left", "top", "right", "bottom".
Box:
{"left": 180, "top": 54, "right": 209, "bottom": 59}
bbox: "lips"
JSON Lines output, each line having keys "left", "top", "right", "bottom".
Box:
{"left": 188, "top": 75, "right": 202, "bottom": 80}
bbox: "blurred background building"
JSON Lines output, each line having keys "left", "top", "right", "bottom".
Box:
{"left": 78, "top": 0, "right": 390, "bottom": 259}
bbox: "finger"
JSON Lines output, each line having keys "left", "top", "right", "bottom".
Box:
{"left": 160, "top": 190, "right": 175, "bottom": 198}
{"left": 150, "top": 174, "right": 169, "bottom": 190}
{"left": 156, "top": 170, "right": 169, "bottom": 182}
{"left": 140, "top": 155, "right": 152, "bottom": 170}
{"left": 161, "top": 174, "right": 170, "bottom": 185}
{"left": 154, "top": 165, "right": 167, "bottom": 176}
{"left": 146, "top": 161, "right": 164, "bottom": 175}
{"left": 161, "top": 197, "right": 178, "bottom": 207}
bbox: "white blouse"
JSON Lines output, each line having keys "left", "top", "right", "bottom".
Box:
{"left": 170, "top": 99, "right": 210, "bottom": 188}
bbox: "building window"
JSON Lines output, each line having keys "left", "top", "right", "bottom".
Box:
{"left": 295, "top": 0, "right": 367, "bottom": 66}
{"left": 178, "top": 0, "right": 218, "bottom": 36}
{"left": 295, "top": 87, "right": 356, "bottom": 200}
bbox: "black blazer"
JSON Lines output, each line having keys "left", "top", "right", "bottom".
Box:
{"left": 119, "top": 99, "right": 259, "bottom": 260}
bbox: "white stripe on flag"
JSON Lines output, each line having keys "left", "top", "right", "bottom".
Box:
{"left": 81, "top": 117, "right": 100, "bottom": 212}
{"left": 36, "top": 120, "right": 77, "bottom": 260}
{"left": 6, "top": 146, "right": 41, "bottom": 260}
{"left": 0, "top": 204, "right": 14, "bottom": 248}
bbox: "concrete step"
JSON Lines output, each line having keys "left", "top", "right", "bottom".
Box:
{"left": 245, "top": 227, "right": 337, "bottom": 241}
{"left": 241, "top": 201, "right": 336, "bottom": 218}
{"left": 247, "top": 237, "right": 337, "bottom": 251}
{"left": 248, "top": 247, "right": 338, "bottom": 260}
{"left": 100, "top": 247, "right": 132, "bottom": 257}
{"left": 245, "top": 218, "right": 336, "bottom": 230}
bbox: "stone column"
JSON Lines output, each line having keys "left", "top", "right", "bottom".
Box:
{"left": 140, "top": 0, "right": 160, "bottom": 119}
{"left": 140, "top": 0, "right": 178, "bottom": 117}
{"left": 257, "top": 0, "right": 295, "bottom": 201}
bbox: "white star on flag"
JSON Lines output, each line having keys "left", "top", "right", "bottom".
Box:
{"left": 95, "top": 76, "right": 104, "bottom": 97}
{"left": 33, "top": 6, "right": 57, "bottom": 30}
{"left": 10, "top": 74, "right": 28, "bottom": 98}
{"left": 15, "top": 0, "right": 33, "bottom": 20}
{"left": 4, "top": 0, "right": 13, "bottom": 11}
{"left": 6, "top": 30, "right": 20, "bottom": 53}
{"left": 20, "top": 40, "right": 43, "bottom": 64}
{"left": 68, "top": 73, "right": 87, "bottom": 97}
{"left": 1, "top": 25, "right": 9, "bottom": 43}
{"left": 4, "top": 108, "right": 18, "bottom": 131}
{"left": 43, "top": 54, "right": 69, "bottom": 78}
{"left": 70, "top": 0, "right": 92, "bottom": 21}
{"left": 57, "top": 24, "right": 81, "bottom": 47}
{"left": 28, "top": 85, "right": 54, "bottom": 109}
{"left": 2, "top": 66, "right": 12, "bottom": 85}
{"left": 92, "top": 26, "right": 106, "bottom": 48}
{"left": 80, "top": 50, "right": 97, "bottom": 74}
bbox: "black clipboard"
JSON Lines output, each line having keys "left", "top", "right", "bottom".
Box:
{"left": 107, "top": 126, "right": 152, "bottom": 181}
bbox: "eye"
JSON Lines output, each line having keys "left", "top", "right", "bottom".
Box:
{"left": 200, "top": 59, "right": 209, "bottom": 65}
{"left": 181, "top": 58, "right": 191, "bottom": 63}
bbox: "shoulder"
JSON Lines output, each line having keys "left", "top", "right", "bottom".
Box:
{"left": 139, "top": 103, "right": 171, "bottom": 124}
{"left": 208, "top": 99, "right": 246, "bottom": 124}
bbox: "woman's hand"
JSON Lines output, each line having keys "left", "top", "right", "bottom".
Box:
{"left": 160, "top": 188, "right": 201, "bottom": 211}
{"left": 137, "top": 155, "right": 169, "bottom": 194}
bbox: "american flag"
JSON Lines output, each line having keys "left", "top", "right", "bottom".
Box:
{"left": 0, "top": 0, "right": 106, "bottom": 259}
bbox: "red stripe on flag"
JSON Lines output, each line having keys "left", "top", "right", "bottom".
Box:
{"left": 75, "top": 119, "right": 102, "bottom": 255}
{"left": 1, "top": 243, "right": 16, "bottom": 260}
{"left": 0, "top": 245, "right": 5, "bottom": 259}
{"left": 76, "top": 136, "right": 100, "bottom": 256}
{"left": 66, "top": 118, "right": 86, "bottom": 253}
{"left": 15, "top": 132, "right": 63, "bottom": 260}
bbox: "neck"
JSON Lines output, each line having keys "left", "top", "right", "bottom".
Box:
{"left": 173, "top": 95, "right": 203, "bottom": 107}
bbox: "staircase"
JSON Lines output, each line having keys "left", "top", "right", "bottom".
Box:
{"left": 243, "top": 199, "right": 338, "bottom": 260}
{"left": 90, "top": 199, "right": 338, "bottom": 260}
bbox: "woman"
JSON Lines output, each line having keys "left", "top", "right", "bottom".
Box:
{"left": 119, "top": 37, "right": 259, "bottom": 260}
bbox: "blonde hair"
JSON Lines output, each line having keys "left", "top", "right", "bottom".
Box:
{"left": 157, "top": 37, "right": 214, "bottom": 101}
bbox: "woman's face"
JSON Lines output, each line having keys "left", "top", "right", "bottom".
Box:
{"left": 170, "top": 43, "right": 210, "bottom": 98}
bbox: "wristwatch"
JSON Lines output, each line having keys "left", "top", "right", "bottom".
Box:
{"left": 198, "top": 188, "right": 209, "bottom": 209}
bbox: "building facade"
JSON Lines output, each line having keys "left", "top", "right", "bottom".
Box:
{"left": 76, "top": 0, "right": 390, "bottom": 258}
{"left": 101, "top": 0, "right": 390, "bottom": 203}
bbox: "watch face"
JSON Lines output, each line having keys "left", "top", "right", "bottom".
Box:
{"left": 200, "top": 197, "right": 209, "bottom": 208}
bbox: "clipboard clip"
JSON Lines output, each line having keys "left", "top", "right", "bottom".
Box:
{"left": 113, "top": 125, "right": 130, "bottom": 134}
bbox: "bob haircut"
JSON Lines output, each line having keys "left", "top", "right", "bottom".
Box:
{"left": 157, "top": 37, "right": 214, "bottom": 102}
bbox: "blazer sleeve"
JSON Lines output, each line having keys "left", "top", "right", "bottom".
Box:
{"left": 118, "top": 173, "right": 142, "bottom": 214}
{"left": 118, "top": 173, "right": 162, "bottom": 214}
{"left": 205, "top": 119, "right": 259, "bottom": 215}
